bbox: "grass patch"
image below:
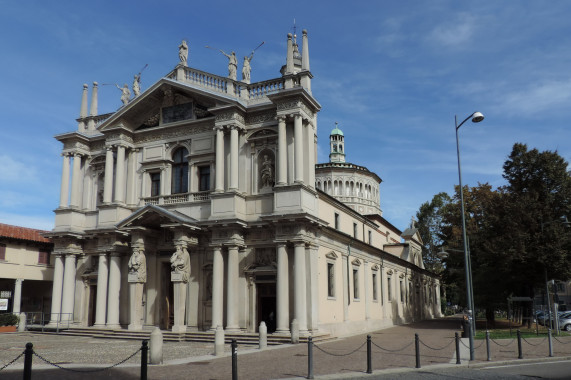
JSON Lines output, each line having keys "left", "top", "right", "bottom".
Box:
{"left": 473, "top": 318, "right": 571, "bottom": 340}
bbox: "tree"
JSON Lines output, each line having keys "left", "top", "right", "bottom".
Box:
{"left": 416, "top": 192, "right": 451, "bottom": 274}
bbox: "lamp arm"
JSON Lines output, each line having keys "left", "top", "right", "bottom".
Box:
{"left": 456, "top": 113, "right": 477, "bottom": 131}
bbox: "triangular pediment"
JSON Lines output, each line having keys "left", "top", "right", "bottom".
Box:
{"left": 97, "top": 78, "right": 238, "bottom": 133}
{"left": 117, "top": 204, "right": 200, "bottom": 231}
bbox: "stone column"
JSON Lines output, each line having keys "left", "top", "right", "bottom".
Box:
{"left": 364, "top": 261, "right": 370, "bottom": 320}
{"left": 171, "top": 279, "right": 188, "bottom": 333}
{"left": 106, "top": 253, "right": 122, "bottom": 328}
{"left": 103, "top": 146, "right": 114, "bottom": 203}
{"left": 229, "top": 126, "right": 239, "bottom": 190}
{"left": 307, "top": 244, "right": 319, "bottom": 331}
{"left": 306, "top": 122, "right": 315, "bottom": 188}
{"left": 215, "top": 127, "right": 225, "bottom": 192}
{"left": 49, "top": 254, "right": 65, "bottom": 324}
{"left": 78, "top": 84, "right": 88, "bottom": 130}
{"left": 226, "top": 246, "right": 239, "bottom": 331}
{"left": 294, "top": 242, "right": 308, "bottom": 333}
{"left": 94, "top": 253, "right": 109, "bottom": 327}
{"left": 59, "top": 154, "right": 71, "bottom": 208}
{"left": 211, "top": 246, "right": 224, "bottom": 330}
{"left": 294, "top": 115, "right": 304, "bottom": 184}
{"left": 126, "top": 149, "right": 137, "bottom": 205}
{"left": 87, "top": 82, "right": 98, "bottom": 131}
{"left": 342, "top": 255, "right": 349, "bottom": 321}
{"left": 69, "top": 153, "right": 82, "bottom": 208}
{"left": 114, "top": 145, "right": 126, "bottom": 203}
{"left": 277, "top": 116, "right": 287, "bottom": 186}
{"left": 12, "top": 279, "right": 23, "bottom": 315}
{"left": 276, "top": 244, "right": 289, "bottom": 334}
{"left": 60, "top": 254, "right": 77, "bottom": 322}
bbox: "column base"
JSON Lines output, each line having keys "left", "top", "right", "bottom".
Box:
{"left": 128, "top": 324, "right": 143, "bottom": 331}
{"left": 93, "top": 323, "right": 107, "bottom": 328}
{"left": 106, "top": 324, "right": 121, "bottom": 330}
{"left": 274, "top": 329, "right": 291, "bottom": 335}
{"left": 172, "top": 325, "right": 187, "bottom": 334}
{"left": 225, "top": 326, "right": 241, "bottom": 333}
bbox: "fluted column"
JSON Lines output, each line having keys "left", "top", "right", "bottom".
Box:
{"left": 103, "top": 146, "right": 114, "bottom": 203}
{"left": 49, "top": 254, "right": 65, "bottom": 324}
{"left": 229, "top": 126, "right": 239, "bottom": 190}
{"left": 12, "top": 279, "right": 23, "bottom": 314}
{"left": 60, "top": 254, "right": 77, "bottom": 321}
{"left": 294, "top": 115, "right": 304, "bottom": 184}
{"left": 226, "top": 246, "right": 239, "bottom": 331}
{"left": 94, "top": 253, "right": 109, "bottom": 326}
{"left": 106, "top": 253, "right": 122, "bottom": 328}
{"left": 276, "top": 244, "right": 289, "bottom": 333}
{"left": 211, "top": 246, "right": 224, "bottom": 330}
{"left": 69, "top": 153, "right": 82, "bottom": 208}
{"left": 126, "top": 149, "right": 137, "bottom": 205}
{"left": 277, "top": 116, "right": 287, "bottom": 185}
{"left": 114, "top": 145, "right": 126, "bottom": 203}
{"left": 294, "top": 242, "right": 308, "bottom": 333}
{"left": 306, "top": 122, "right": 315, "bottom": 188}
{"left": 215, "top": 128, "right": 225, "bottom": 192}
{"left": 59, "top": 154, "right": 71, "bottom": 208}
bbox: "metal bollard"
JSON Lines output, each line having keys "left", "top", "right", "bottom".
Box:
{"left": 307, "top": 336, "right": 314, "bottom": 379}
{"left": 366, "top": 335, "right": 372, "bottom": 374}
{"left": 141, "top": 340, "right": 148, "bottom": 380}
{"left": 455, "top": 332, "right": 461, "bottom": 364}
{"left": 23, "top": 342, "right": 33, "bottom": 380}
{"left": 486, "top": 331, "right": 491, "bottom": 361}
{"left": 415, "top": 333, "right": 420, "bottom": 368}
{"left": 517, "top": 330, "right": 523, "bottom": 359}
{"left": 548, "top": 328, "right": 553, "bottom": 357}
{"left": 232, "top": 339, "right": 238, "bottom": 380}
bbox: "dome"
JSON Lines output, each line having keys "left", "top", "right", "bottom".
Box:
{"left": 331, "top": 126, "right": 344, "bottom": 136}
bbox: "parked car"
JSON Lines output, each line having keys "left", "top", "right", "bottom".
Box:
{"left": 559, "top": 314, "right": 571, "bottom": 332}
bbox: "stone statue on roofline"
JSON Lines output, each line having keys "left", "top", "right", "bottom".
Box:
{"left": 132, "top": 74, "right": 141, "bottom": 97}
{"left": 242, "top": 51, "right": 254, "bottom": 83}
{"left": 116, "top": 83, "right": 131, "bottom": 106}
{"left": 219, "top": 49, "right": 237, "bottom": 80}
{"left": 179, "top": 40, "right": 189, "bottom": 66}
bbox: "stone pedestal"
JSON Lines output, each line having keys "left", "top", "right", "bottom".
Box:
{"left": 128, "top": 276, "right": 144, "bottom": 331}
{"left": 171, "top": 273, "right": 187, "bottom": 333}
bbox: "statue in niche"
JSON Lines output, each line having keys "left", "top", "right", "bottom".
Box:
{"left": 170, "top": 246, "right": 191, "bottom": 283}
{"left": 219, "top": 50, "right": 237, "bottom": 80}
{"left": 128, "top": 247, "right": 147, "bottom": 282}
{"left": 116, "top": 84, "right": 131, "bottom": 106}
{"left": 132, "top": 74, "right": 141, "bottom": 97}
{"left": 260, "top": 155, "right": 274, "bottom": 188}
{"left": 241, "top": 52, "right": 254, "bottom": 83}
{"left": 179, "top": 40, "right": 189, "bottom": 66}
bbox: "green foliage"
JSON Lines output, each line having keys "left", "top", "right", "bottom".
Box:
{"left": 0, "top": 313, "right": 19, "bottom": 326}
{"left": 416, "top": 192, "right": 451, "bottom": 273}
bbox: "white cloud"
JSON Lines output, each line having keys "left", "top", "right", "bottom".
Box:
{"left": 0, "top": 155, "right": 38, "bottom": 183}
{"left": 428, "top": 13, "right": 477, "bottom": 47}
{"left": 495, "top": 79, "right": 571, "bottom": 116}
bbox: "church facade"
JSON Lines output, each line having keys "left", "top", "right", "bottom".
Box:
{"left": 47, "top": 30, "right": 441, "bottom": 337}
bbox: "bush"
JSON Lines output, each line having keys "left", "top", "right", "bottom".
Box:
{"left": 0, "top": 313, "right": 19, "bottom": 326}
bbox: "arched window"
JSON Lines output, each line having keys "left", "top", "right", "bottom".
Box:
{"left": 172, "top": 147, "right": 189, "bottom": 194}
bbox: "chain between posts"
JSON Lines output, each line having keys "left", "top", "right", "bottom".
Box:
{"left": 460, "top": 338, "right": 485, "bottom": 349}
{"left": 553, "top": 336, "right": 571, "bottom": 344}
{"left": 33, "top": 347, "right": 142, "bottom": 373}
{"left": 418, "top": 338, "right": 455, "bottom": 351}
{"left": 521, "top": 337, "right": 548, "bottom": 346}
{"left": 489, "top": 338, "right": 516, "bottom": 347}
{"left": 0, "top": 351, "right": 25, "bottom": 372}
{"left": 313, "top": 341, "right": 366, "bottom": 357}
{"left": 371, "top": 340, "right": 414, "bottom": 352}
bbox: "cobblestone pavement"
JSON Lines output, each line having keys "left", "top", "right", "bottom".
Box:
{"left": 0, "top": 318, "right": 569, "bottom": 379}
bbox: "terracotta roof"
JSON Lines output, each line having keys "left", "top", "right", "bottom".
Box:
{"left": 0, "top": 223, "right": 52, "bottom": 244}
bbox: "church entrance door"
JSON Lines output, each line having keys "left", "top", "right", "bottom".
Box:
{"left": 161, "top": 262, "right": 174, "bottom": 330}
{"left": 257, "top": 282, "right": 276, "bottom": 333}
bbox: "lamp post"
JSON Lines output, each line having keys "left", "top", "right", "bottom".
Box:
{"left": 455, "top": 111, "right": 484, "bottom": 361}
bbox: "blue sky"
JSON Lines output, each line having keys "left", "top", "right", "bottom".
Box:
{"left": 2, "top": 0, "right": 571, "bottom": 232}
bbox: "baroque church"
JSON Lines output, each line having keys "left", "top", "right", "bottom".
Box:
{"left": 46, "top": 30, "right": 442, "bottom": 338}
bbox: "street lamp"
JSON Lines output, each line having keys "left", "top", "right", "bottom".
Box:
{"left": 455, "top": 111, "right": 484, "bottom": 361}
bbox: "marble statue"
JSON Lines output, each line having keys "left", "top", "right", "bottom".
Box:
{"left": 116, "top": 84, "right": 131, "bottom": 106}
{"left": 170, "top": 246, "right": 191, "bottom": 283}
{"left": 260, "top": 155, "right": 274, "bottom": 188}
{"left": 128, "top": 248, "right": 147, "bottom": 282}
{"left": 219, "top": 50, "right": 237, "bottom": 80}
{"left": 242, "top": 52, "right": 254, "bottom": 82}
{"left": 179, "top": 40, "right": 189, "bottom": 66}
{"left": 132, "top": 74, "right": 141, "bottom": 97}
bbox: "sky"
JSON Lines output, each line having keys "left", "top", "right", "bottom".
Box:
{"left": 1, "top": 0, "right": 571, "bottom": 232}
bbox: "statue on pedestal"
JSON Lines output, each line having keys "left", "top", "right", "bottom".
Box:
{"left": 242, "top": 52, "right": 254, "bottom": 83}
{"left": 260, "top": 155, "right": 274, "bottom": 188}
{"left": 128, "top": 247, "right": 147, "bottom": 283}
{"left": 132, "top": 74, "right": 141, "bottom": 97}
{"left": 116, "top": 84, "right": 131, "bottom": 106}
{"left": 170, "top": 246, "right": 191, "bottom": 283}
{"left": 219, "top": 50, "right": 237, "bottom": 80}
{"left": 179, "top": 40, "right": 189, "bottom": 66}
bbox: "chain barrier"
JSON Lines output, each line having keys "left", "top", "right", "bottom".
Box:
{"left": 419, "top": 338, "right": 454, "bottom": 351}
{"left": 0, "top": 351, "right": 25, "bottom": 372}
{"left": 32, "top": 346, "right": 142, "bottom": 373}
{"left": 490, "top": 338, "right": 516, "bottom": 347}
{"left": 521, "top": 337, "right": 547, "bottom": 347}
{"left": 458, "top": 338, "right": 485, "bottom": 350}
{"left": 313, "top": 341, "right": 366, "bottom": 357}
{"left": 553, "top": 336, "right": 571, "bottom": 345}
{"left": 371, "top": 340, "right": 414, "bottom": 353}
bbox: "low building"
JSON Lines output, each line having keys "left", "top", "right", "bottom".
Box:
{"left": 46, "top": 30, "right": 441, "bottom": 337}
{"left": 0, "top": 224, "right": 54, "bottom": 318}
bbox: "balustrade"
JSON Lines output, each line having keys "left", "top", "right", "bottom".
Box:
{"left": 143, "top": 191, "right": 211, "bottom": 206}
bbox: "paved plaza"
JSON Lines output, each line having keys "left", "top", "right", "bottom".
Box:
{"left": 1, "top": 317, "right": 570, "bottom": 379}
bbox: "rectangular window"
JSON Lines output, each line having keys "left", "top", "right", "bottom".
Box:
{"left": 400, "top": 280, "right": 404, "bottom": 303}
{"left": 334, "top": 213, "right": 340, "bottom": 230}
{"left": 387, "top": 276, "right": 392, "bottom": 301}
{"left": 327, "top": 263, "right": 335, "bottom": 298}
{"left": 368, "top": 230, "right": 372, "bottom": 245}
{"left": 150, "top": 172, "right": 161, "bottom": 196}
{"left": 0, "top": 244, "right": 5, "bottom": 261}
{"left": 372, "top": 272, "right": 378, "bottom": 301}
{"left": 353, "top": 268, "right": 359, "bottom": 299}
{"left": 353, "top": 223, "right": 358, "bottom": 238}
{"left": 38, "top": 250, "right": 51, "bottom": 265}
{"left": 199, "top": 166, "right": 211, "bottom": 191}
{"left": 556, "top": 282, "right": 565, "bottom": 292}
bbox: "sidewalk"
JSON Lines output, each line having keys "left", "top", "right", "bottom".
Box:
{"left": 1, "top": 317, "right": 570, "bottom": 379}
